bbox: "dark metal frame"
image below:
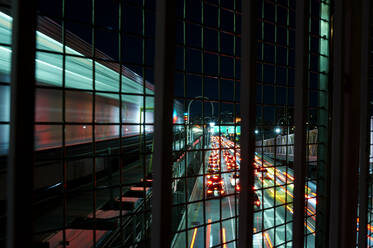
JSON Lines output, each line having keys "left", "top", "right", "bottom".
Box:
{"left": 315, "top": 1, "right": 332, "bottom": 246}
{"left": 151, "top": 0, "right": 177, "bottom": 247}
{"left": 293, "top": 0, "right": 309, "bottom": 246}
{"left": 328, "top": 0, "right": 344, "bottom": 245}
{"left": 239, "top": 0, "right": 257, "bottom": 247}
{"left": 7, "top": 1, "right": 37, "bottom": 248}
{"left": 329, "top": 0, "right": 364, "bottom": 247}
{"left": 358, "top": 0, "right": 372, "bottom": 247}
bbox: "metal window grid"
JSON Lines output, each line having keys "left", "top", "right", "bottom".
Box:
{"left": 0, "top": 0, "right": 335, "bottom": 247}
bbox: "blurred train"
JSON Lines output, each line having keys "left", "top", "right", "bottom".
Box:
{"left": 255, "top": 129, "right": 318, "bottom": 159}
{"left": 0, "top": 11, "right": 184, "bottom": 198}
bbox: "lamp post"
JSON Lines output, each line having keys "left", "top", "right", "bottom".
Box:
{"left": 277, "top": 115, "right": 291, "bottom": 135}
{"left": 187, "top": 96, "right": 214, "bottom": 145}
{"left": 275, "top": 115, "right": 291, "bottom": 162}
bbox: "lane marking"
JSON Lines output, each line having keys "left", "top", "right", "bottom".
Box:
{"left": 222, "top": 228, "right": 227, "bottom": 248}
{"left": 190, "top": 228, "right": 198, "bottom": 248}
{"left": 263, "top": 232, "right": 273, "bottom": 248}
{"left": 221, "top": 152, "right": 237, "bottom": 248}
{"left": 206, "top": 219, "right": 212, "bottom": 248}
{"left": 225, "top": 175, "right": 237, "bottom": 248}
{"left": 171, "top": 159, "right": 205, "bottom": 248}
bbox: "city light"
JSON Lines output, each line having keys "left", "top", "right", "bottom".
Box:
{"left": 254, "top": 129, "right": 259, "bottom": 134}
{"left": 275, "top": 127, "right": 281, "bottom": 134}
{"left": 192, "top": 127, "right": 202, "bottom": 133}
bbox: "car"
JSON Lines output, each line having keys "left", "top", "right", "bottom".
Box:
{"left": 206, "top": 168, "right": 220, "bottom": 178}
{"left": 209, "top": 154, "right": 218, "bottom": 160}
{"left": 256, "top": 168, "right": 272, "bottom": 180}
{"left": 227, "top": 161, "right": 238, "bottom": 171}
{"left": 230, "top": 173, "right": 240, "bottom": 187}
{"left": 208, "top": 162, "right": 220, "bottom": 170}
{"left": 260, "top": 172, "right": 272, "bottom": 180}
{"left": 209, "top": 159, "right": 218, "bottom": 165}
{"left": 206, "top": 183, "right": 225, "bottom": 197}
{"left": 207, "top": 174, "right": 224, "bottom": 186}
{"left": 253, "top": 192, "right": 261, "bottom": 208}
{"left": 207, "top": 167, "right": 219, "bottom": 173}
{"left": 257, "top": 167, "right": 268, "bottom": 173}
{"left": 226, "top": 161, "right": 232, "bottom": 170}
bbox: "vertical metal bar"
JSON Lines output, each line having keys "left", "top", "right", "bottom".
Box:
{"left": 118, "top": 0, "right": 124, "bottom": 242}
{"left": 330, "top": 0, "right": 363, "bottom": 247}
{"left": 181, "top": 1, "right": 189, "bottom": 246}
{"left": 7, "top": 1, "right": 36, "bottom": 248}
{"left": 141, "top": 1, "right": 148, "bottom": 244}
{"left": 284, "top": 1, "right": 290, "bottom": 243}
{"left": 315, "top": 1, "right": 331, "bottom": 247}
{"left": 273, "top": 3, "right": 278, "bottom": 244}
{"left": 217, "top": 0, "right": 223, "bottom": 244}
{"left": 182, "top": 2, "right": 188, "bottom": 247}
{"left": 293, "top": 0, "right": 309, "bottom": 246}
{"left": 260, "top": 3, "right": 265, "bottom": 247}
{"left": 358, "top": 0, "right": 371, "bottom": 246}
{"left": 91, "top": 0, "right": 97, "bottom": 245}
{"left": 151, "top": 0, "right": 176, "bottom": 247}
{"left": 328, "top": 0, "right": 344, "bottom": 245}
{"left": 61, "top": 1, "right": 67, "bottom": 247}
{"left": 239, "top": 0, "right": 257, "bottom": 247}
{"left": 233, "top": 0, "right": 238, "bottom": 241}
{"left": 339, "top": 0, "right": 362, "bottom": 245}
{"left": 200, "top": 2, "right": 207, "bottom": 247}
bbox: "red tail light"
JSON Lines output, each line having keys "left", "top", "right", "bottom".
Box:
{"left": 207, "top": 190, "right": 213, "bottom": 193}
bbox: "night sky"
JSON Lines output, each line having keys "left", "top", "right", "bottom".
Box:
{"left": 36, "top": 0, "right": 321, "bottom": 128}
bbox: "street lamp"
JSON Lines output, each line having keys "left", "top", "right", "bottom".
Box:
{"left": 254, "top": 129, "right": 259, "bottom": 135}
{"left": 187, "top": 96, "right": 214, "bottom": 145}
{"left": 275, "top": 127, "right": 281, "bottom": 134}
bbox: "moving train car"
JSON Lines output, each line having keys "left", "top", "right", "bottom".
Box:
{"left": 0, "top": 11, "right": 184, "bottom": 197}
{"left": 255, "top": 129, "right": 318, "bottom": 159}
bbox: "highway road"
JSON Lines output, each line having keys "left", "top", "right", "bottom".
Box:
{"left": 172, "top": 136, "right": 317, "bottom": 248}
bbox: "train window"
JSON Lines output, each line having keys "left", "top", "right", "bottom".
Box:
{"left": 65, "top": 56, "right": 93, "bottom": 90}
{"left": 35, "top": 52, "right": 63, "bottom": 87}
{"left": 35, "top": 88, "right": 62, "bottom": 123}
{"left": 65, "top": 90, "right": 93, "bottom": 123}
{"left": 0, "top": 45, "right": 11, "bottom": 83}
